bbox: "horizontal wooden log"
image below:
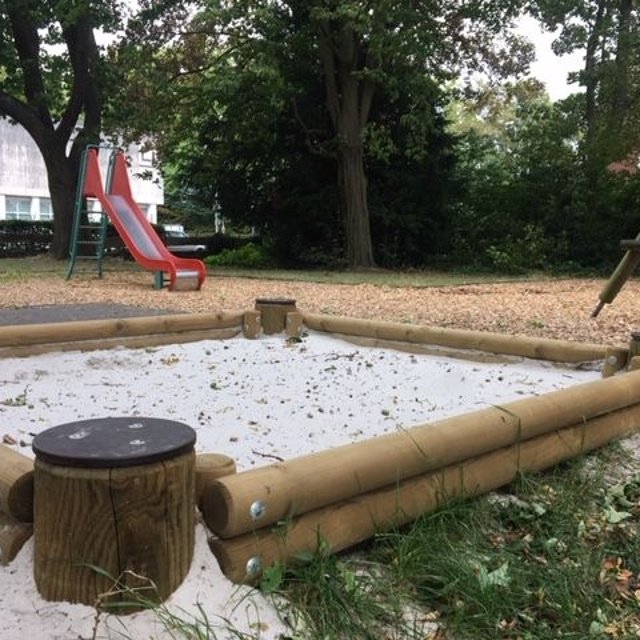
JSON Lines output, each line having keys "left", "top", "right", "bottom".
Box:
{"left": 0, "top": 327, "right": 240, "bottom": 359}
{"left": 203, "top": 369, "right": 640, "bottom": 538}
{"left": 0, "top": 446, "right": 34, "bottom": 522}
{"left": 336, "top": 334, "right": 526, "bottom": 364}
{"left": 0, "top": 311, "right": 244, "bottom": 348}
{"left": 0, "top": 512, "right": 33, "bottom": 565}
{"left": 302, "top": 312, "right": 610, "bottom": 363}
{"left": 210, "top": 402, "right": 640, "bottom": 584}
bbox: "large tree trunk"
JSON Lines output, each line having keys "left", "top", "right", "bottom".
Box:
{"left": 42, "top": 148, "right": 78, "bottom": 259}
{"left": 318, "top": 23, "right": 376, "bottom": 269}
{"left": 337, "top": 143, "right": 374, "bottom": 268}
{"left": 1, "top": 3, "right": 102, "bottom": 260}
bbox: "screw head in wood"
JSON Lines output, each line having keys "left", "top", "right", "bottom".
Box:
{"left": 246, "top": 556, "right": 262, "bottom": 577}
{"left": 250, "top": 500, "right": 266, "bottom": 520}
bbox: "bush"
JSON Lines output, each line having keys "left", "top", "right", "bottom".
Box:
{"left": 0, "top": 220, "right": 53, "bottom": 257}
{"left": 485, "top": 224, "right": 559, "bottom": 274}
{"left": 204, "top": 242, "right": 272, "bottom": 269}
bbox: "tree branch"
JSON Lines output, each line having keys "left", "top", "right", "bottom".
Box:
{"left": 57, "top": 16, "right": 101, "bottom": 145}
{"left": 291, "top": 98, "right": 335, "bottom": 159}
{"left": 318, "top": 27, "right": 340, "bottom": 129}
{"left": 5, "top": 1, "right": 53, "bottom": 128}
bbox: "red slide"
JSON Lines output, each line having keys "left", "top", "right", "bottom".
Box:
{"left": 82, "top": 149, "right": 206, "bottom": 291}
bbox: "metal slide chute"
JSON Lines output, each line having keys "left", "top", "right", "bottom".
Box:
{"left": 68, "top": 147, "right": 206, "bottom": 291}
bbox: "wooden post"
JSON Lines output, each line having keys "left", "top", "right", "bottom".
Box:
{"left": 629, "top": 332, "right": 640, "bottom": 360}
{"left": 202, "top": 369, "right": 640, "bottom": 538}
{"left": 32, "top": 417, "right": 196, "bottom": 606}
{"left": 286, "top": 312, "right": 304, "bottom": 338}
{"left": 0, "top": 446, "right": 34, "bottom": 522}
{"left": 255, "top": 298, "right": 296, "bottom": 335}
{"left": 210, "top": 402, "right": 640, "bottom": 584}
{"left": 243, "top": 311, "right": 261, "bottom": 339}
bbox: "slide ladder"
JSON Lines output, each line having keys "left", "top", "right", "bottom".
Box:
{"left": 66, "top": 147, "right": 206, "bottom": 291}
{"left": 65, "top": 146, "right": 110, "bottom": 281}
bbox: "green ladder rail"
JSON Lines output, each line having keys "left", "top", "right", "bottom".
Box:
{"left": 65, "top": 145, "right": 111, "bottom": 281}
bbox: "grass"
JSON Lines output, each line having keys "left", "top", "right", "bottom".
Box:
{"left": 0, "top": 254, "right": 547, "bottom": 287}
{"left": 0, "top": 254, "right": 135, "bottom": 279}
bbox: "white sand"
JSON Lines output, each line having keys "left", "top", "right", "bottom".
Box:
{"left": 0, "top": 331, "right": 600, "bottom": 639}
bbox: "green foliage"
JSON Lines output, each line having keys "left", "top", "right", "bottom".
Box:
{"left": 485, "top": 224, "right": 559, "bottom": 274}
{"left": 205, "top": 242, "right": 272, "bottom": 269}
{"left": 444, "top": 80, "right": 640, "bottom": 273}
{"left": 276, "top": 540, "right": 414, "bottom": 639}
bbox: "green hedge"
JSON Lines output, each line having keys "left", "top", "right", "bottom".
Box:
{"left": 0, "top": 220, "right": 53, "bottom": 257}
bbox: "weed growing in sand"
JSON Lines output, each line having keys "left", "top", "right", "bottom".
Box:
{"left": 88, "top": 567, "right": 268, "bottom": 640}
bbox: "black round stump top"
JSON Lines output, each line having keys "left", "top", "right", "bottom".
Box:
{"left": 32, "top": 417, "right": 196, "bottom": 468}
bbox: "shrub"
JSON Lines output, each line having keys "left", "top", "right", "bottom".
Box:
{"left": 204, "top": 242, "right": 272, "bottom": 268}
{"left": 0, "top": 220, "right": 53, "bottom": 257}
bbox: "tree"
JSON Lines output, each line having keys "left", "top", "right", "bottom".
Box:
{"left": 531, "top": 0, "right": 640, "bottom": 169}
{"left": 0, "top": 0, "right": 116, "bottom": 258}
{"left": 447, "top": 80, "right": 587, "bottom": 270}
{"left": 117, "top": 0, "right": 533, "bottom": 268}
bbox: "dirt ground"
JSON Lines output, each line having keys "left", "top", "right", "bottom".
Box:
{"left": 2, "top": 271, "right": 640, "bottom": 347}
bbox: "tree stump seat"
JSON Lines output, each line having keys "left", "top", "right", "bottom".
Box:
{"left": 32, "top": 417, "right": 196, "bottom": 607}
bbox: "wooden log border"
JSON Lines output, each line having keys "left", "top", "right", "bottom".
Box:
{"left": 0, "top": 311, "right": 257, "bottom": 358}
{"left": 203, "top": 368, "right": 640, "bottom": 538}
{"left": 210, "top": 402, "right": 640, "bottom": 584}
{"left": 0, "top": 307, "right": 630, "bottom": 583}
{"left": 302, "top": 312, "right": 611, "bottom": 364}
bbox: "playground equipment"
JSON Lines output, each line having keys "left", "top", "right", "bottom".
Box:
{"left": 2, "top": 306, "right": 640, "bottom": 596}
{"left": 592, "top": 234, "right": 640, "bottom": 316}
{"left": 66, "top": 147, "right": 206, "bottom": 291}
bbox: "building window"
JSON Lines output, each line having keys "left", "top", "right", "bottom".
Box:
{"left": 39, "top": 198, "right": 53, "bottom": 221}
{"left": 139, "top": 149, "right": 154, "bottom": 166}
{"left": 6, "top": 196, "right": 32, "bottom": 220}
{"left": 87, "top": 198, "right": 103, "bottom": 223}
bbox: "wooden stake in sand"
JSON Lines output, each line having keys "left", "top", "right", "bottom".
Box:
{"left": 0, "top": 512, "right": 33, "bottom": 566}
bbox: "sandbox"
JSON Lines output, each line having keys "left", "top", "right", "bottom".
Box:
{"left": 0, "top": 305, "right": 638, "bottom": 639}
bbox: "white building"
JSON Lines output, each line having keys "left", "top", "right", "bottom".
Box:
{"left": 0, "top": 118, "right": 164, "bottom": 224}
